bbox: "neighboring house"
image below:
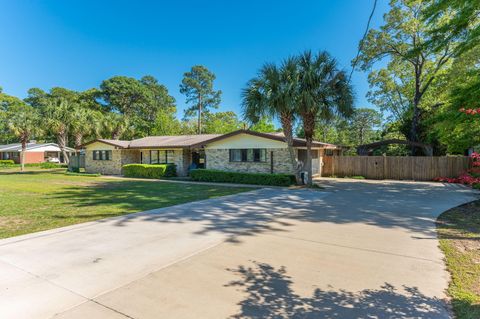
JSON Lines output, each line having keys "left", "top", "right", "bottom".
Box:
{"left": 0, "top": 142, "right": 75, "bottom": 164}
{"left": 81, "top": 130, "right": 342, "bottom": 176}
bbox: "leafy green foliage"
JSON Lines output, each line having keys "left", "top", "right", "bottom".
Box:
{"left": 202, "top": 111, "right": 242, "bottom": 134}
{"left": 242, "top": 57, "right": 302, "bottom": 183}
{"left": 248, "top": 117, "right": 277, "bottom": 133}
{"left": 357, "top": 0, "right": 456, "bottom": 148}
{"left": 123, "top": 164, "right": 177, "bottom": 179}
{"left": 190, "top": 169, "right": 295, "bottom": 186}
{"left": 180, "top": 65, "right": 222, "bottom": 134}
{"left": 432, "top": 47, "right": 480, "bottom": 153}
{"left": 100, "top": 75, "right": 177, "bottom": 138}
{"left": 424, "top": 0, "right": 480, "bottom": 55}
{"left": 0, "top": 160, "right": 15, "bottom": 165}
{"left": 349, "top": 108, "right": 382, "bottom": 145}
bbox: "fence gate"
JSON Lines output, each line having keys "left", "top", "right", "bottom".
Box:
{"left": 68, "top": 154, "right": 85, "bottom": 171}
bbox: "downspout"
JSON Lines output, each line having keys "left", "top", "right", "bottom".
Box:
{"left": 270, "top": 151, "right": 274, "bottom": 174}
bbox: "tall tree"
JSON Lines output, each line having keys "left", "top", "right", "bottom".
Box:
{"left": 100, "top": 76, "right": 148, "bottom": 115}
{"left": 202, "top": 111, "right": 242, "bottom": 134}
{"left": 26, "top": 87, "right": 78, "bottom": 163}
{"left": 100, "top": 75, "right": 176, "bottom": 137}
{"left": 180, "top": 66, "right": 221, "bottom": 134}
{"left": 350, "top": 108, "right": 382, "bottom": 145}
{"left": 0, "top": 89, "right": 18, "bottom": 143}
{"left": 297, "top": 51, "right": 354, "bottom": 186}
{"left": 357, "top": 0, "right": 456, "bottom": 152}
{"left": 6, "top": 102, "right": 41, "bottom": 171}
{"left": 433, "top": 46, "right": 480, "bottom": 153}
{"left": 44, "top": 97, "right": 74, "bottom": 163}
{"left": 102, "top": 112, "right": 130, "bottom": 140}
{"left": 248, "top": 117, "right": 277, "bottom": 133}
{"left": 242, "top": 57, "right": 301, "bottom": 183}
{"left": 424, "top": 0, "right": 479, "bottom": 55}
{"left": 70, "top": 108, "right": 102, "bottom": 149}
{"left": 139, "top": 75, "right": 176, "bottom": 135}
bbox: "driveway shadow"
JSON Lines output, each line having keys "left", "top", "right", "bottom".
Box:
{"left": 50, "top": 179, "right": 477, "bottom": 242}
{"left": 225, "top": 261, "right": 450, "bottom": 318}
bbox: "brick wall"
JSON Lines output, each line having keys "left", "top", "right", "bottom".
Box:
{"left": 205, "top": 148, "right": 295, "bottom": 174}
{"left": 85, "top": 149, "right": 123, "bottom": 175}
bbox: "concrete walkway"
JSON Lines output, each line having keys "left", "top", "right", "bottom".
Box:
{"left": 0, "top": 180, "right": 477, "bottom": 318}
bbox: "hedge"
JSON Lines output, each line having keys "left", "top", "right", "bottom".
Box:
{"left": 0, "top": 160, "right": 15, "bottom": 165}
{"left": 123, "top": 164, "right": 176, "bottom": 179}
{"left": 189, "top": 169, "right": 296, "bottom": 186}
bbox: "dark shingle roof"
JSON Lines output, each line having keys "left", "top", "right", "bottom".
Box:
{"left": 81, "top": 130, "right": 341, "bottom": 149}
{"left": 128, "top": 134, "right": 222, "bottom": 148}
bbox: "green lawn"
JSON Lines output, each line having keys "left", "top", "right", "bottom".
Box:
{"left": 0, "top": 169, "right": 250, "bottom": 239}
{"left": 437, "top": 200, "right": 480, "bottom": 319}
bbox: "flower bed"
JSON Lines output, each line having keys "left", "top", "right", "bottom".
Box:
{"left": 434, "top": 152, "right": 480, "bottom": 188}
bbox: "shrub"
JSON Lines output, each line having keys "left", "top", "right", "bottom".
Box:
{"left": 0, "top": 160, "right": 15, "bottom": 165}
{"left": 123, "top": 164, "right": 176, "bottom": 179}
{"left": 189, "top": 169, "right": 295, "bottom": 186}
{"left": 39, "top": 162, "right": 64, "bottom": 169}
{"left": 473, "top": 183, "right": 480, "bottom": 190}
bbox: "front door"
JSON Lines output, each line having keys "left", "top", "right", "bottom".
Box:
{"left": 192, "top": 150, "right": 205, "bottom": 169}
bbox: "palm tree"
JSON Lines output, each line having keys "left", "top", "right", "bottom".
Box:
{"left": 7, "top": 103, "right": 41, "bottom": 172}
{"left": 71, "top": 108, "right": 102, "bottom": 149}
{"left": 102, "top": 112, "right": 130, "bottom": 140}
{"left": 44, "top": 98, "right": 74, "bottom": 164}
{"left": 242, "top": 57, "right": 302, "bottom": 184}
{"left": 297, "top": 51, "right": 354, "bottom": 186}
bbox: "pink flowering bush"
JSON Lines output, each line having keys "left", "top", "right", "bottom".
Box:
{"left": 433, "top": 153, "right": 480, "bottom": 188}
{"left": 459, "top": 108, "right": 480, "bottom": 115}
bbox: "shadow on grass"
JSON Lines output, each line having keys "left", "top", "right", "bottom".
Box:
{"left": 226, "top": 261, "right": 450, "bottom": 318}
{"left": 437, "top": 200, "right": 480, "bottom": 319}
{"left": 0, "top": 169, "right": 66, "bottom": 175}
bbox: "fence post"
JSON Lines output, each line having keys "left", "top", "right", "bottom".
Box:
{"left": 383, "top": 154, "right": 387, "bottom": 180}
{"left": 332, "top": 156, "right": 335, "bottom": 177}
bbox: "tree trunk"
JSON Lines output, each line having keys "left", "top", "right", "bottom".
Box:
{"left": 57, "top": 128, "right": 70, "bottom": 164}
{"left": 411, "top": 65, "right": 422, "bottom": 155}
{"left": 306, "top": 137, "right": 313, "bottom": 186}
{"left": 74, "top": 133, "right": 83, "bottom": 150}
{"left": 280, "top": 113, "right": 301, "bottom": 184}
{"left": 410, "top": 96, "right": 421, "bottom": 155}
{"left": 198, "top": 94, "right": 202, "bottom": 134}
{"left": 302, "top": 112, "right": 316, "bottom": 187}
{"left": 20, "top": 138, "right": 26, "bottom": 172}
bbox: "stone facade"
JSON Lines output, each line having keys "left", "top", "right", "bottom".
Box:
{"left": 85, "top": 149, "right": 141, "bottom": 175}
{"left": 205, "top": 148, "right": 295, "bottom": 174}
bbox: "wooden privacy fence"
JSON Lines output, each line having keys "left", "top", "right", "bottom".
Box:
{"left": 321, "top": 156, "right": 470, "bottom": 181}
{"left": 68, "top": 154, "right": 85, "bottom": 171}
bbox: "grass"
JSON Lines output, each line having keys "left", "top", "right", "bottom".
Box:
{"left": 0, "top": 169, "right": 250, "bottom": 239}
{"left": 437, "top": 200, "right": 480, "bottom": 319}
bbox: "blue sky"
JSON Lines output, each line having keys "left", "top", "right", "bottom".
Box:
{"left": 0, "top": 0, "right": 389, "bottom": 122}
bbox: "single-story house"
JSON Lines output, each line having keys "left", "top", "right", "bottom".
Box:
{"left": 81, "top": 130, "right": 342, "bottom": 176}
{"left": 0, "top": 142, "right": 75, "bottom": 164}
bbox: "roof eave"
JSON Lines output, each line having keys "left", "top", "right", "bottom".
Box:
{"left": 79, "top": 139, "right": 128, "bottom": 149}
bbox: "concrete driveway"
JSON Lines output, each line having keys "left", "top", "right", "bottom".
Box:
{"left": 0, "top": 179, "right": 477, "bottom": 319}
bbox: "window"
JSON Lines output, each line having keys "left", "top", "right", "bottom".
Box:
{"left": 150, "top": 150, "right": 159, "bottom": 164}
{"left": 229, "top": 149, "right": 266, "bottom": 162}
{"left": 93, "top": 150, "right": 112, "bottom": 161}
{"left": 149, "top": 150, "right": 175, "bottom": 164}
{"left": 325, "top": 149, "right": 334, "bottom": 156}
